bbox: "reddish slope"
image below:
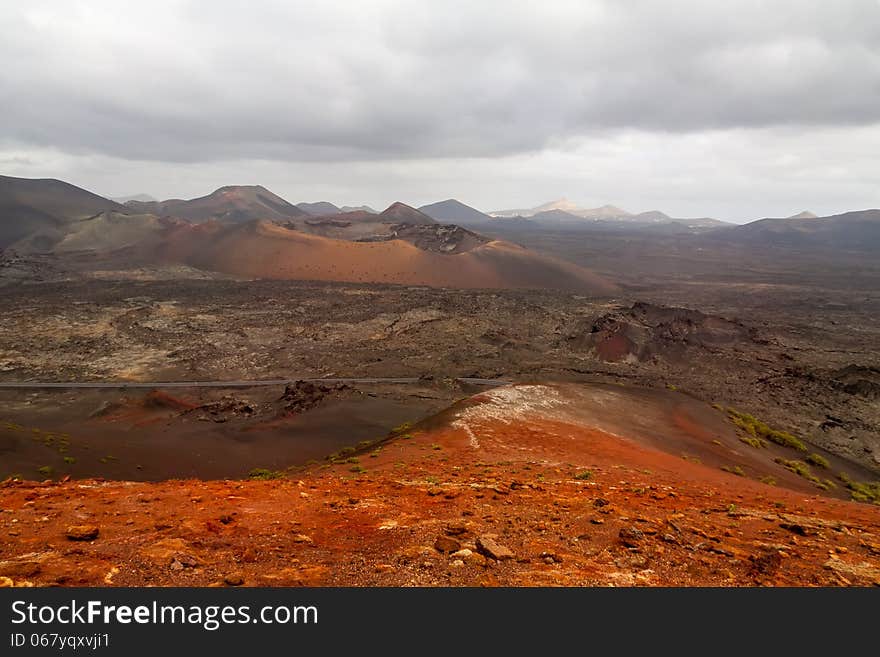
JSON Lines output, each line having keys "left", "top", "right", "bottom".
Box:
{"left": 1, "top": 383, "right": 877, "bottom": 587}
{"left": 157, "top": 220, "right": 619, "bottom": 294}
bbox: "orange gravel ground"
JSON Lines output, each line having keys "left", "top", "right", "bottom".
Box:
{"left": 1, "top": 409, "right": 879, "bottom": 587}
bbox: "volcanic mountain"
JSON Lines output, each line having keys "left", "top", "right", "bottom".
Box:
{"left": 490, "top": 199, "right": 726, "bottom": 228}
{"left": 296, "top": 201, "right": 341, "bottom": 216}
{"left": 153, "top": 219, "right": 618, "bottom": 294}
{"left": 720, "top": 209, "right": 880, "bottom": 250}
{"left": 126, "top": 185, "right": 307, "bottom": 223}
{"left": 418, "top": 199, "right": 491, "bottom": 224}
{"left": 0, "top": 175, "right": 128, "bottom": 247}
{"left": 491, "top": 199, "right": 632, "bottom": 220}
{"left": 378, "top": 202, "right": 437, "bottom": 225}
{"left": 340, "top": 205, "right": 377, "bottom": 214}
{"left": 112, "top": 194, "right": 157, "bottom": 204}
{"left": 51, "top": 212, "right": 185, "bottom": 253}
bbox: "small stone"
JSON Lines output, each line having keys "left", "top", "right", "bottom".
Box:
{"left": 450, "top": 559, "right": 465, "bottom": 568}
{"left": 434, "top": 536, "right": 461, "bottom": 553}
{"left": 224, "top": 573, "right": 244, "bottom": 586}
{"left": 590, "top": 518, "right": 605, "bottom": 525}
{"left": 66, "top": 525, "right": 99, "bottom": 541}
{"left": 292, "top": 533, "right": 314, "bottom": 544}
{"left": 0, "top": 576, "right": 13, "bottom": 588}
{"left": 540, "top": 551, "right": 562, "bottom": 564}
{"left": 780, "top": 523, "right": 811, "bottom": 536}
{"left": 476, "top": 536, "right": 515, "bottom": 561}
{"left": 374, "top": 564, "right": 395, "bottom": 574}
{"left": 618, "top": 527, "right": 645, "bottom": 548}
{"left": 444, "top": 523, "right": 469, "bottom": 536}
{"left": 169, "top": 554, "right": 199, "bottom": 571}
{"left": 450, "top": 548, "right": 473, "bottom": 559}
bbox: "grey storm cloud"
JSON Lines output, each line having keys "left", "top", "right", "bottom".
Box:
{"left": 2, "top": 0, "right": 880, "bottom": 163}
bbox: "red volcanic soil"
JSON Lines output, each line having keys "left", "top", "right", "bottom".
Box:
{"left": 1, "top": 384, "right": 877, "bottom": 587}
{"left": 154, "top": 220, "right": 618, "bottom": 294}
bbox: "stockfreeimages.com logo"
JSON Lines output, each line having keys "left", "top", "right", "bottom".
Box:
{"left": 11, "top": 600, "right": 318, "bottom": 632}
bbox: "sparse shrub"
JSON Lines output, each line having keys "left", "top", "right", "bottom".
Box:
{"left": 837, "top": 472, "right": 880, "bottom": 504}
{"left": 739, "top": 436, "right": 766, "bottom": 449}
{"left": 62, "top": 456, "right": 76, "bottom": 465}
{"left": 432, "top": 444, "right": 442, "bottom": 451}
{"left": 345, "top": 457, "right": 359, "bottom": 464}
{"left": 681, "top": 453, "right": 702, "bottom": 464}
{"left": 357, "top": 440, "right": 373, "bottom": 449}
{"left": 247, "top": 468, "right": 284, "bottom": 480}
{"left": 727, "top": 408, "right": 807, "bottom": 451}
{"left": 721, "top": 464, "right": 745, "bottom": 477}
{"left": 573, "top": 470, "right": 592, "bottom": 481}
{"left": 349, "top": 464, "right": 365, "bottom": 474}
{"left": 390, "top": 422, "right": 413, "bottom": 436}
{"left": 805, "top": 453, "right": 829, "bottom": 469}
{"left": 774, "top": 458, "right": 820, "bottom": 485}
{"left": 37, "top": 465, "right": 54, "bottom": 477}
{"left": 759, "top": 475, "right": 777, "bottom": 486}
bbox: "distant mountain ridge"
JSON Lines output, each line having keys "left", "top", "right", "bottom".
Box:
{"left": 3, "top": 174, "right": 876, "bottom": 255}
{"left": 112, "top": 193, "right": 157, "bottom": 203}
{"left": 418, "top": 199, "right": 491, "bottom": 223}
{"left": 296, "top": 201, "right": 341, "bottom": 217}
{"left": 489, "top": 198, "right": 724, "bottom": 227}
{"left": 719, "top": 209, "right": 880, "bottom": 250}
{"left": 126, "top": 185, "right": 308, "bottom": 223}
{"left": 490, "top": 198, "right": 632, "bottom": 219}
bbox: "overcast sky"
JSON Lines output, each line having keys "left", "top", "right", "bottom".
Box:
{"left": 1, "top": 0, "right": 879, "bottom": 222}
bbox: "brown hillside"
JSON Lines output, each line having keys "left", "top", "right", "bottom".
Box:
{"left": 0, "top": 175, "right": 127, "bottom": 247}
{"left": 157, "top": 220, "right": 619, "bottom": 294}
{"left": 378, "top": 202, "right": 437, "bottom": 225}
